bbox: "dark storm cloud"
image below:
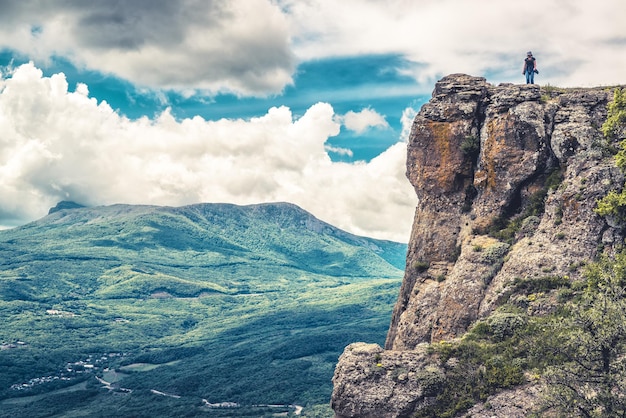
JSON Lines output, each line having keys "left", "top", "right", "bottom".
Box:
{"left": 0, "top": 0, "right": 296, "bottom": 95}
{"left": 0, "top": 0, "right": 55, "bottom": 23}
{"left": 67, "top": 0, "right": 222, "bottom": 50}
{"left": 0, "top": 0, "right": 219, "bottom": 47}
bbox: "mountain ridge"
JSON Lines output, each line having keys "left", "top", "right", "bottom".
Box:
{"left": 26, "top": 200, "right": 407, "bottom": 272}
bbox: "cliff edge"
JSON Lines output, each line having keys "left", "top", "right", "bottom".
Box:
{"left": 332, "top": 74, "right": 625, "bottom": 417}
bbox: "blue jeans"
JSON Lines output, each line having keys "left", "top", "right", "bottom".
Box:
{"left": 525, "top": 69, "right": 535, "bottom": 84}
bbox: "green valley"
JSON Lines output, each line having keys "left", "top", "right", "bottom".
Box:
{"left": 0, "top": 202, "right": 406, "bottom": 417}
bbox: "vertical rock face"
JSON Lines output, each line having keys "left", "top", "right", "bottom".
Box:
{"left": 387, "top": 74, "right": 619, "bottom": 349}
{"left": 332, "top": 74, "right": 624, "bottom": 417}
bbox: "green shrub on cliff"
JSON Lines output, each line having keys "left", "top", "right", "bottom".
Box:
{"left": 592, "top": 88, "right": 626, "bottom": 222}
{"left": 542, "top": 253, "right": 626, "bottom": 417}
{"left": 596, "top": 88, "right": 626, "bottom": 224}
{"left": 418, "top": 249, "right": 626, "bottom": 417}
{"left": 488, "top": 168, "right": 563, "bottom": 243}
{"left": 602, "top": 87, "right": 626, "bottom": 140}
{"left": 460, "top": 135, "right": 480, "bottom": 160}
{"left": 418, "top": 309, "right": 541, "bottom": 418}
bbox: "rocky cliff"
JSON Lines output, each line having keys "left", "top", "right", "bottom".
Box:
{"left": 332, "top": 74, "right": 625, "bottom": 417}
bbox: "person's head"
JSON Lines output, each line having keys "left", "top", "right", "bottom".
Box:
{"left": 527, "top": 51, "right": 533, "bottom": 57}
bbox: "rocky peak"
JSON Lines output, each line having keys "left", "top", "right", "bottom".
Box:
{"left": 48, "top": 200, "right": 86, "bottom": 214}
{"left": 332, "top": 74, "right": 624, "bottom": 417}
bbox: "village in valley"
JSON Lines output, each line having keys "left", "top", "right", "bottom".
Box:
{"left": 8, "top": 350, "right": 128, "bottom": 392}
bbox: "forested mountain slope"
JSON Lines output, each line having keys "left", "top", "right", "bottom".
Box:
{"left": 0, "top": 201, "right": 407, "bottom": 417}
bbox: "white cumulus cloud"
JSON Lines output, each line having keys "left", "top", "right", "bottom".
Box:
{"left": 0, "top": 63, "right": 416, "bottom": 242}
{"left": 342, "top": 108, "right": 390, "bottom": 134}
{"left": 281, "top": 0, "right": 626, "bottom": 88}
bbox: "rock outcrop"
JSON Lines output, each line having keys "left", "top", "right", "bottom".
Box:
{"left": 332, "top": 74, "right": 625, "bottom": 417}
{"left": 331, "top": 343, "right": 444, "bottom": 418}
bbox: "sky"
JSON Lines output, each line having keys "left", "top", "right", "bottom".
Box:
{"left": 0, "top": 0, "right": 624, "bottom": 242}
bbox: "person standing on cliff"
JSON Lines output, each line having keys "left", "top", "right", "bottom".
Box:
{"left": 523, "top": 51, "right": 537, "bottom": 84}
